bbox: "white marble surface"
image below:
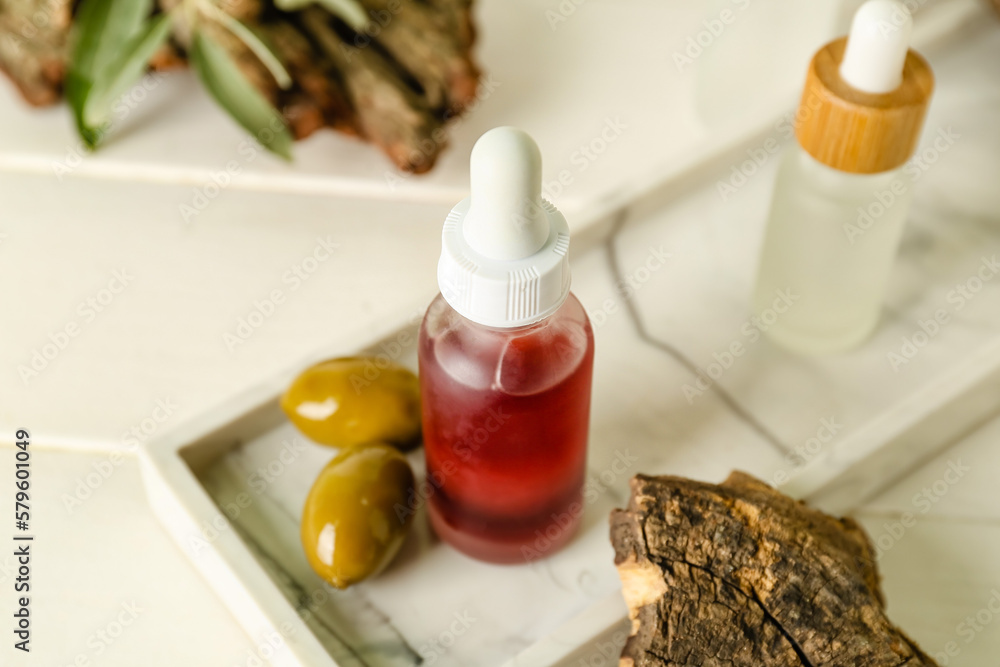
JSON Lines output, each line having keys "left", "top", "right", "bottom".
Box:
{"left": 0, "top": 0, "right": 998, "bottom": 665}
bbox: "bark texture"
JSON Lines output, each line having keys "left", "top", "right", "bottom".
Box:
{"left": 0, "top": 0, "right": 481, "bottom": 171}
{"left": 0, "top": 0, "right": 73, "bottom": 105}
{"left": 610, "top": 472, "right": 937, "bottom": 667}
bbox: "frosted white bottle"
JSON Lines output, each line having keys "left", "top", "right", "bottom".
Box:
{"left": 753, "top": 0, "right": 934, "bottom": 354}
{"left": 755, "top": 146, "right": 915, "bottom": 353}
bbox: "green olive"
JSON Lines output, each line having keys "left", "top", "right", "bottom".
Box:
{"left": 301, "top": 442, "right": 415, "bottom": 589}
{"left": 281, "top": 357, "right": 421, "bottom": 449}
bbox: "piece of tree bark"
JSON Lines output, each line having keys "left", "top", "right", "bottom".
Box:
{"left": 259, "top": 20, "right": 358, "bottom": 140}
{"left": 149, "top": 39, "right": 187, "bottom": 72}
{"left": 0, "top": 0, "right": 480, "bottom": 171}
{"left": 427, "top": 0, "right": 476, "bottom": 52}
{"left": 611, "top": 472, "right": 936, "bottom": 667}
{"left": 0, "top": 0, "right": 73, "bottom": 105}
{"left": 300, "top": 7, "right": 444, "bottom": 173}
{"left": 356, "top": 0, "right": 479, "bottom": 112}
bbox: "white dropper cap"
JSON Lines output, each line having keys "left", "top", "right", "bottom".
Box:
{"left": 839, "top": 0, "right": 913, "bottom": 94}
{"left": 437, "top": 127, "right": 571, "bottom": 328}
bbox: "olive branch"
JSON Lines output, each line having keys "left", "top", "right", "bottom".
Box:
{"left": 65, "top": 0, "right": 367, "bottom": 158}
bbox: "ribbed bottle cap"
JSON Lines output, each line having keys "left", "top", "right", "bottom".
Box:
{"left": 437, "top": 127, "right": 571, "bottom": 328}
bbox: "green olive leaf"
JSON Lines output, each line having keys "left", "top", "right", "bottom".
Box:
{"left": 189, "top": 29, "right": 294, "bottom": 161}
{"left": 83, "top": 13, "right": 174, "bottom": 127}
{"left": 274, "top": 0, "right": 369, "bottom": 33}
{"left": 201, "top": 4, "right": 292, "bottom": 90}
{"left": 66, "top": 0, "right": 154, "bottom": 147}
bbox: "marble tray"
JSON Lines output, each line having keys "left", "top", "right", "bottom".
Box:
{"left": 139, "top": 315, "right": 1000, "bottom": 667}
{"left": 139, "top": 329, "right": 628, "bottom": 667}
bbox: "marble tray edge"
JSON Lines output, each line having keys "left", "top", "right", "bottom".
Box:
{"left": 791, "top": 337, "right": 1000, "bottom": 514}
{"left": 139, "top": 372, "right": 334, "bottom": 667}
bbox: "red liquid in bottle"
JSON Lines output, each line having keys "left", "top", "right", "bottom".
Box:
{"left": 419, "top": 293, "right": 594, "bottom": 563}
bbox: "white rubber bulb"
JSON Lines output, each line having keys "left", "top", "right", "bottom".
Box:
{"left": 463, "top": 126, "right": 550, "bottom": 261}
{"left": 839, "top": 0, "right": 913, "bottom": 94}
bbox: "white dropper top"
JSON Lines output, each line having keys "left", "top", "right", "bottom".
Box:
{"left": 464, "top": 127, "right": 550, "bottom": 260}
{"left": 437, "top": 127, "right": 571, "bottom": 328}
{"left": 839, "top": 0, "right": 913, "bottom": 94}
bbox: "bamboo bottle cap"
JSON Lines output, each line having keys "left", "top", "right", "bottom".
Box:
{"left": 795, "top": 37, "right": 934, "bottom": 174}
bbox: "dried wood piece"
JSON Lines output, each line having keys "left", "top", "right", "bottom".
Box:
{"left": 356, "top": 0, "right": 480, "bottom": 112}
{"left": 427, "top": 0, "right": 476, "bottom": 51}
{"left": 301, "top": 7, "right": 444, "bottom": 173}
{"left": 149, "top": 39, "right": 187, "bottom": 72}
{"left": 611, "top": 472, "right": 936, "bottom": 667}
{"left": 0, "top": 0, "right": 73, "bottom": 106}
{"left": 259, "top": 20, "right": 358, "bottom": 139}
{"left": 0, "top": 0, "right": 480, "bottom": 171}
